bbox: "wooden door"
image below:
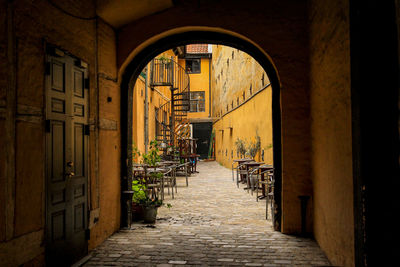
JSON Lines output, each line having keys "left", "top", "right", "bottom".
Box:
{"left": 45, "top": 50, "right": 89, "bottom": 266}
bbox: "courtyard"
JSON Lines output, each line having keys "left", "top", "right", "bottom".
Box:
{"left": 84, "top": 162, "right": 331, "bottom": 266}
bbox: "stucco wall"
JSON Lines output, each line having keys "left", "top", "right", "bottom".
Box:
{"left": 0, "top": 0, "right": 121, "bottom": 264}
{"left": 309, "top": 0, "right": 354, "bottom": 266}
{"left": 213, "top": 88, "right": 273, "bottom": 168}
{"left": 211, "top": 45, "right": 273, "bottom": 167}
{"left": 132, "top": 50, "right": 174, "bottom": 158}
{"left": 183, "top": 57, "right": 212, "bottom": 119}
{"left": 89, "top": 18, "right": 121, "bottom": 250}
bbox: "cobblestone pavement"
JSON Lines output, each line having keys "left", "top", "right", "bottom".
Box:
{"left": 84, "top": 161, "right": 331, "bottom": 266}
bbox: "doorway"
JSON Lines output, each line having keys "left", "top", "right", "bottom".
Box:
{"left": 45, "top": 47, "right": 89, "bottom": 266}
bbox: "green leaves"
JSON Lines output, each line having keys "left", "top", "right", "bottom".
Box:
{"left": 132, "top": 179, "right": 147, "bottom": 203}
{"left": 142, "top": 140, "right": 161, "bottom": 167}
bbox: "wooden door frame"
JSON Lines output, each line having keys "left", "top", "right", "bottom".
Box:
{"left": 119, "top": 31, "right": 283, "bottom": 231}
{"left": 44, "top": 44, "right": 89, "bottom": 264}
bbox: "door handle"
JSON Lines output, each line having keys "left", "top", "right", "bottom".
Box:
{"left": 66, "top": 172, "right": 75, "bottom": 178}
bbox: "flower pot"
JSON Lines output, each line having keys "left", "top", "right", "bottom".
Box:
{"left": 142, "top": 206, "right": 158, "bottom": 224}
{"left": 131, "top": 203, "right": 144, "bottom": 221}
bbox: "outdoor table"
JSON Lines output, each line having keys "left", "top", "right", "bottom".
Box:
{"left": 257, "top": 164, "right": 273, "bottom": 199}
{"left": 232, "top": 158, "right": 254, "bottom": 183}
{"left": 241, "top": 161, "right": 264, "bottom": 192}
{"left": 233, "top": 158, "right": 254, "bottom": 163}
{"left": 158, "top": 160, "right": 179, "bottom": 166}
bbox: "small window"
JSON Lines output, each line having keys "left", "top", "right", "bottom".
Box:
{"left": 185, "top": 59, "right": 201, "bottom": 73}
{"left": 189, "top": 91, "right": 205, "bottom": 112}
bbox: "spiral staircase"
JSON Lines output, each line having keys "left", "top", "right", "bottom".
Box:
{"left": 151, "top": 58, "right": 191, "bottom": 154}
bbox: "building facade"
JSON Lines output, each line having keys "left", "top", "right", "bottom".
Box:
{"left": 211, "top": 45, "right": 273, "bottom": 168}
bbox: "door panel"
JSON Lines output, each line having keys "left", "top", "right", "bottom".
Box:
{"left": 46, "top": 51, "right": 88, "bottom": 266}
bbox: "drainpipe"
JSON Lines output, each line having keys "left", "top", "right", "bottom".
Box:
{"left": 144, "top": 65, "right": 149, "bottom": 153}
{"left": 208, "top": 55, "right": 212, "bottom": 117}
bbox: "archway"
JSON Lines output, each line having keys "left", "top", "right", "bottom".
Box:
{"left": 119, "top": 30, "right": 283, "bottom": 231}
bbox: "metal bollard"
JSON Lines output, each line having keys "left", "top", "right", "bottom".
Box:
{"left": 298, "top": 195, "right": 310, "bottom": 236}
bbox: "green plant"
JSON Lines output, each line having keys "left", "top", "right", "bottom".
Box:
{"left": 138, "top": 196, "right": 164, "bottom": 208}
{"left": 246, "top": 135, "right": 261, "bottom": 159}
{"left": 235, "top": 138, "right": 247, "bottom": 157}
{"left": 132, "top": 176, "right": 171, "bottom": 209}
{"left": 142, "top": 140, "right": 161, "bottom": 167}
{"left": 132, "top": 179, "right": 147, "bottom": 204}
{"left": 158, "top": 55, "right": 169, "bottom": 64}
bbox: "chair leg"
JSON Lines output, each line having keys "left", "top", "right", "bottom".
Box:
{"left": 250, "top": 174, "right": 254, "bottom": 195}
{"left": 161, "top": 177, "right": 164, "bottom": 200}
{"left": 171, "top": 178, "right": 175, "bottom": 199}
{"left": 256, "top": 180, "right": 259, "bottom": 202}
{"left": 246, "top": 173, "right": 250, "bottom": 193}
{"left": 270, "top": 194, "right": 274, "bottom": 222}
{"left": 185, "top": 165, "right": 188, "bottom": 187}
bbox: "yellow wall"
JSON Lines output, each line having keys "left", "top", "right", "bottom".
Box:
{"left": 181, "top": 57, "right": 212, "bottom": 119}
{"left": 211, "top": 45, "right": 272, "bottom": 168}
{"left": 309, "top": 0, "right": 354, "bottom": 265}
{"left": 213, "top": 88, "right": 273, "bottom": 167}
{"left": 132, "top": 50, "right": 176, "bottom": 159}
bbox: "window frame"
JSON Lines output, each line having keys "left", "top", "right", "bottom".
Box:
{"left": 185, "top": 58, "right": 201, "bottom": 74}
{"left": 189, "top": 91, "right": 206, "bottom": 112}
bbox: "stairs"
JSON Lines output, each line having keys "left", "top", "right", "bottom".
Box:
{"left": 152, "top": 58, "right": 191, "bottom": 154}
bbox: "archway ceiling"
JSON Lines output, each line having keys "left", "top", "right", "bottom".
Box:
{"left": 96, "top": 0, "right": 173, "bottom": 28}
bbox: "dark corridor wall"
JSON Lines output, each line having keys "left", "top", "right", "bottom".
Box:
{"left": 192, "top": 122, "right": 212, "bottom": 159}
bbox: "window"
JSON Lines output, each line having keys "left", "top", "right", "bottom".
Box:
{"left": 189, "top": 91, "right": 205, "bottom": 112}
{"left": 185, "top": 59, "right": 201, "bottom": 73}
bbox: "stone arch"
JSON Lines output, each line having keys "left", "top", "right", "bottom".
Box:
{"left": 119, "top": 29, "right": 284, "bottom": 230}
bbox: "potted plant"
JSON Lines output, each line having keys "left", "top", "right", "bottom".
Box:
{"left": 138, "top": 195, "right": 164, "bottom": 224}
{"left": 132, "top": 140, "right": 171, "bottom": 224}
{"left": 235, "top": 138, "right": 247, "bottom": 158}
{"left": 131, "top": 179, "right": 146, "bottom": 221}
{"left": 246, "top": 135, "right": 261, "bottom": 159}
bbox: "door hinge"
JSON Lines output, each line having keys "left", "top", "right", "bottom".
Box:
{"left": 84, "top": 77, "right": 90, "bottom": 89}
{"left": 45, "top": 119, "right": 51, "bottom": 133}
{"left": 45, "top": 62, "right": 51, "bottom": 75}
{"left": 84, "top": 124, "right": 90, "bottom": 135}
{"left": 85, "top": 229, "right": 90, "bottom": 240}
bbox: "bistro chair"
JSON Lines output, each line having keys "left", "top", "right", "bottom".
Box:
{"left": 236, "top": 161, "right": 249, "bottom": 188}
{"left": 174, "top": 162, "right": 191, "bottom": 187}
{"left": 245, "top": 164, "right": 262, "bottom": 194}
{"left": 257, "top": 169, "right": 274, "bottom": 220}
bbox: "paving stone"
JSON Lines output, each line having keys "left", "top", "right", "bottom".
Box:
{"left": 84, "top": 162, "right": 331, "bottom": 267}
{"left": 217, "top": 258, "right": 234, "bottom": 262}
{"left": 168, "top": 260, "right": 187, "bottom": 264}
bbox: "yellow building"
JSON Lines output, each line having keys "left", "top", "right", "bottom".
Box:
{"left": 178, "top": 44, "right": 213, "bottom": 159}
{"left": 211, "top": 45, "right": 273, "bottom": 168}
{"left": 132, "top": 50, "right": 179, "bottom": 159}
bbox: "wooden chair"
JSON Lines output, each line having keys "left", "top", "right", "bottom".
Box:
{"left": 255, "top": 169, "right": 274, "bottom": 220}
{"left": 159, "top": 167, "right": 174, "bottom": 200}
{"left": 236, "top": 161, "right": 250, "bottom": 188}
